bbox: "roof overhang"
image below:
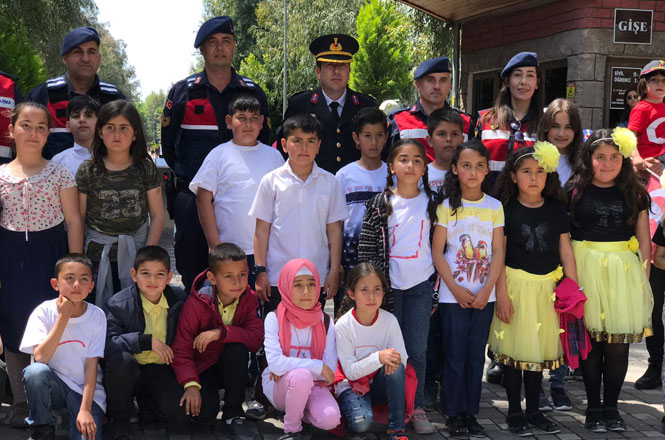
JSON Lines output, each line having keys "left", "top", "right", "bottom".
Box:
{"left": 393, "top": 0, "right": 550, "bottom": 23}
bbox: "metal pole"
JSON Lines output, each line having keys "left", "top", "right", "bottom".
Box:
{"left": 283, "top": 0, "right": 288, "bottom": 116}
{"left": 452, "top": 21, "right": 460, "bottom": 109}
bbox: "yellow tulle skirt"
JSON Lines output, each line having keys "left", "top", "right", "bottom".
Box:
{"left": 572, "top": 239, "right": 653, "bottom": 343}
{"left": 488, "top": 266, "right": 564, "bottom": 372}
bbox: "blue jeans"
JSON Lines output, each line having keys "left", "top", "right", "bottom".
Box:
{"left": 392, "top": 278, "right": 434, "bottom": 409}
{"left": 549, "top": 365, "right": 567, "bottom": 389}
{"left": 440, "top": 302, "right": 494, "bottom": 417}
{"left": 338, "top": 364, "right": 406, "bottom": 432}
{"left": 23, "top": 362, "right": 104, "bottom": 440}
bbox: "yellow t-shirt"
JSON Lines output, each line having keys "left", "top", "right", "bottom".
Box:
{"left": 218, "top": 297, "right": 239, "bottom": 326}
{"left": 133, "top": 293, "right": 169, "bottom": 365}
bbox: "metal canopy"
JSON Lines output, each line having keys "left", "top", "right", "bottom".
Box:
{"left": 393, "top": 0, "right": 537, "bottom": 23}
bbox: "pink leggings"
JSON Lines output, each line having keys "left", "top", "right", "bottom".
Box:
{"left": 272, "top": 368, "right": 341, "bottom": 433}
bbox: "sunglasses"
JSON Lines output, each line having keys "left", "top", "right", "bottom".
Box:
{"left": 510, "top": 120, "right": 525, "bottom": 143}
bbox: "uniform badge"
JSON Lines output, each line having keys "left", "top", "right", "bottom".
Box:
{"left": 165, "top": 99, "right": 173, "bottom": 110}
{"left": 311, "top": 93, "right": 319, "bottom": 104}
{"left": 352, "top": 95, "right": 360, "bottom": 106}
{"left": 161, "top": 114, "right": 171, "bottom": 127}
{"left": 194, "top": 76, "right": 202, "bottom": 85}
{"left": 239, "top": 79, "right": 247, "bottom": 87}
{"left": 410, "top": 105, "right": 417, "bottom": 112}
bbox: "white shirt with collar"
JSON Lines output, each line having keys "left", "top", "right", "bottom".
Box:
{"left": 51, "top": 143, "right": 91, "bottom": 179}
{"left": 249, "top": 160, "right": 349, "bottom": 286}
{"left": 322, "top": 89, "right": 347, "bottom": 117}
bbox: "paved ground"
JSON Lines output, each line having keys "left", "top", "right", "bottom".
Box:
{"left": 2, "top": 220, "right": 665, "bottom": 439}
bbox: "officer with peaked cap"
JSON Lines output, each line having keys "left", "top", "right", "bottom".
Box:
{"left": 279, "top": 33, "right": 378, "bottom": 174}
{"left": 387, "top": 57, "right": 474, "bottom": 161}
{"left": 27, "top": 26, "right": 125, "bottom": 158}
{"left": 161, "top": 16, "right": 270, "bottom": 294}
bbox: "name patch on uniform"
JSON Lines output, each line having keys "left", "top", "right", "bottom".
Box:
{"left": 165, "top": 99, "right": 173, "bottom": 110}
{"left": 311, "top": 93, "right": 319, "bottom": 104}
{"left": 352, "top": 95, "right": 359, "bottom": 106}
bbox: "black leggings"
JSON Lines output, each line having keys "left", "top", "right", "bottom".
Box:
{"left": 579, "top": 340, "right": 629, "bottom": 410}
{"left": 503, "top": 365, "right": 542, "bottom": 416}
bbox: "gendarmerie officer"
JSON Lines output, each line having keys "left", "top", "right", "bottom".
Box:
{"left": 26, "top": 26, "right": 125, "bottom": 158}
{"left": 161, "top": 16, "right": 270, "bottom": 292}
{"left": 387, "top": 57, "right": 474, "bottom": 161}
{"left": 0, "top": 71, "right": 23, "bottom": 164}
{"left": 280, "top": 34, "right": 377, "bottom": 174}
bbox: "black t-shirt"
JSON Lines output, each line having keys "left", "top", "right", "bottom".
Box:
{"left": 571, "top": 184, "right": 633, "bottom": 242}
{"left": 505, "top": 198, "right": 570, "bottom": 275}
{"left": 653, "top": 224, "right": 665, "bottom": 247}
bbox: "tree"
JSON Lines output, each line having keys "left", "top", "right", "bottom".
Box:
{"left": 97, "top": 27, "right": 140, "bottom": 103}
{"left": 137, "top": 90, "right": 167, "bottom": 148}
{"left": 0, "top": 18, "right": 46, "bottom": 93}
{"left": 350, "top": 0, "right": 412, "bottom": 103}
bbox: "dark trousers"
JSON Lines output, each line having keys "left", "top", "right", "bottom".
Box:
{"left": 425, "top": 306, "right": 444, "bottom": 405}
{"left": 262, "top": 286, "right": 327, "bottom": 317}
{"left": 440, "top": 302, "right": 494, "bottom": 417}
{"left": 104, "top": 351, "right": 186, "bottom": 426}
{"left": 173, "top": 190, "right": 209, "bottom": 293}
{"left": 646, "top": 265, "right": 665, "bottom": 367}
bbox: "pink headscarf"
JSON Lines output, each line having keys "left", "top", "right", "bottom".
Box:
{"left": 277, "top": 259, "right": 326, "bottom": 360}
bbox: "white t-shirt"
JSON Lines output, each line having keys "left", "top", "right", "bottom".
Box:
{"left": 189, "top": 140, "right": 284, "bottom": 254}
{"left": 435, "top": 194, "right": 504, "bottom": 303}
{"left": 557, "top": 153, "right": 572, "bottom": 186}
{"left": 335, "top": 161, "right": 388, "bottom": 271}
{"left": 261, "top": 311, "right": 337, "bottom": 406}
{"left": 334, "top": 309, "right": 407, "bottom": 397}
{"left": 249, "top": 161, "right": 349, "bottom": 285}
{"left": 427, "top": 163, "right": 448, "bottom": 194}
{"left": 20, "top": 299, "right": 107, "bottom": 411}
{"left": 51, "top": 143, "right": 91, "bottom": 179}
{"left": 388, "top": 191, "right": 434, "bottom": 290}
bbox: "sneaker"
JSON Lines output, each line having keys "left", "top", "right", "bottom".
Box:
{"left": 604, "top": 408, "right": 626, "bottom": 432}
{"left": 411, "top": 408, "right": 435, "bottom": 434}
{"left": 635, "top": 362, "right": 662, "bottom": 390}
{"left": 112, "top": 418, "right": 134, "bottom": 440}
{"left": 550, "top": 387, "right": 572, "bottom": 410}
{"left": 526, "top": 411, "right": 560, "bottom": 434}
{"left": 446, "top": 415, "right": 469, "bottom": 439}
{"left": 387, "top": 430, "right": 410, "bottom": 440}
{"left": 506, "top": 413, "right": 533, "bottom": 437}
{"left": 538, "top": 388, "right": 552, "bottom": 411}
{"left": 245, "top": 400, "right": 267, "bottom": 421}
{"left": 222, "top": 417, "right": 255, "bottom": 440}
{"left": 486, "top": 361, "right": 503, "bottom": 384}
{"left": 28, "top": 425, "right": 55, "bottom": 440}
{"left": 10, "top": 401, "right": 29, "bottom": 428}
{"left": 278, "top": 432, "right": 302, "bottom": 440}
{"left": 584, "top": 409, "right": 607, "bottom": 433}
{"left": 463, "top": 413, "right": 487, "bottom": 438}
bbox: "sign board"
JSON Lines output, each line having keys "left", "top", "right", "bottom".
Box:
{"left": 610, "top": 67, "right": 640, "bottom": 110}
{"left": 566, "top": 82, "right": 575, "bottom": 100}
{"left": 614, "top": 8, "right": 653, "bottom": 44}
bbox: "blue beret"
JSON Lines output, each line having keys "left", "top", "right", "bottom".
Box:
{"left": 60, "top": 27, "right": 100, "bottom": 55}
{"left": 414, "top": 57, "right": 450, "bottom": 80}
{"left": 501, "top": 52, "right": 539, "bottom": 78}
{"left": 641, "top": 60, "right": 665, "bottom": 77}
{"left": 195, "top": 16, "right": 234, "bottom": 48}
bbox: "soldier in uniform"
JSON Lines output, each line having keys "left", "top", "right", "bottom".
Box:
{"left": 161, "top": 16, "right": 270, "bottom": 292}
{"left": 0, "top": 71, "right": 23, "bottom": 164}
{"left": 387, "top": 57, "right": 474, "bottom": 161}
{"left": 27, "top": 26, "right": 125, "bottom": 158}
{"left": 280, "top": 34, "right": 377, "bottom": 174}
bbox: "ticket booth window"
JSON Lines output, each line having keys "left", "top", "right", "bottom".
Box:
{"left": 543, "top": 66, "right": 567, "bottom": 105}
{"left": 473, "top": 75, "right": 497, "bottom": 115}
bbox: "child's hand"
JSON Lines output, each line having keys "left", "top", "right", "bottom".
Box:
{"left": 321, "top": 364, "right": 335, "bottom": 385}
{"left": 452, "top": 286, "right": 475, "bottom": 308}
{"left": 384, "top": 362, "right": 398, "bottom": 376}
{"left": 0, "top": 335, "right": 3, "bottom": 356}
{"left": 180, "top": 386, "right": 202, "bottom": 417}
{"left": 256, "top": 272, "right": 271, "bottom": 302}
{"left": 269, "top": 372, "right": 281, "bottom": 383}
{"left": 378, "top": 348, "right": 401, "bottom": 366}
{"left": 192, "top": 329, "right": 221, "bottom": 353}
{"left": 495, "top": 296, "right": 514, "bottom": 324}
{"left": 323, "top": 268, "right": 341, "bottom": 300}
{"left": 76, "top": 409, "right": 97, "bottom": 440}
{"left": 471, "top": 289, "right": 490, "bottom": 310}
{"left": 645, "top": 157, "right": 663, "bottom": 175}
{"left": 56, "top": 294, "right": 75, "bottom": 318}
{"left": 151, "top": 337, "right": 174, "bottom": 364}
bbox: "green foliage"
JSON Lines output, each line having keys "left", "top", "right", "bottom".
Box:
{"left": 0, "top": 17, "right": 46, "bottom": 93}
{"left": 350, "top": 0, "right": 412, "bottom": 103}
{"left": 137, "top": 90, "right": 167, "bottom": 148}
{"left": 97, "top": 28, "right": 140, "bottom": 103}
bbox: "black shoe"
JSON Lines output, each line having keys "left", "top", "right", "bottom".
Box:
{"left": 222, "top": 417, "right": 255, "bottom": 440}
{"left": 245, "top": 400, "right": 267, "bottom": 421}
{"left": 584, "top": 409, "right": 607, "bottom": 433}
{"left": 343, "top": 427, "right": 367, "bottom": 440}
{"left": 486, "top": 361, "right": 503, "bottom": 384}
{"left": 506, "top": 413, "right": 533, "bottom": 437}
{"left": 550, "top": 387, "right": 572, "bottom": 411}
{"left": 526, "top": 411, "right": 560, "bottom": 434}
{"left": 463, "top": 413, "right": 487, "bottom": 438}
{"left": 446, "top": 415, "right": 469, "bottom": 439}
{"left": 635, "top": 362, "right": 662, "bottom": 390}
{"left": 278, "top": 432, "right": 302, "bottom": 440}
{"left": 28, "top": 425, "right": 55, "bottom": 440}
{"left": 538, "top": 387, "right": 552, "bottom": 411}
{"left": 604, "top": 408, "right": 626, "bottom": 432}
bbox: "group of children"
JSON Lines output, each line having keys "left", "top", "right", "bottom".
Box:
{"left": 3, "top": 56, "right": 665, "bottom": 440}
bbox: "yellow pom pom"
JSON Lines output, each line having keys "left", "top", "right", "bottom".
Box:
{"left": 532, "top": 141, "right": 561, "bottom": 173}
{"left": 628, "top": 236, "right": 639, "bottom": 253}
{"left": 611, "top": 126, "right": 637, "bottom": 158}
{"left": 551, "top": 266, "right": 564, "bottom": 282}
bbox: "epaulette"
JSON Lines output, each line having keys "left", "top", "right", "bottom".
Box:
{"left": 186, "top": 73, "right": 204, "bottom": 88}
{"left": 387, "top": 106, "right": 409, "bottom": 118}
{"left": 237, "top": 75, "right": 256, "bottom": 89}
{"left": 45, "top": 76, "right": 66, "bottom": 90}
{"left": 99, "top": 81, "right": 120, "bottom": 95}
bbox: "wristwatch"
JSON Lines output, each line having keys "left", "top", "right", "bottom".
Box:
{"left": 254, "top": 265, "right": 266, "bottom": 274}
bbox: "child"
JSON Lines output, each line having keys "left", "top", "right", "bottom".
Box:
{"left": 0, "top": 102, "right": 83, "bottom": 427}
{"left": 190, "top": 93, "right": 284, "bottom": 289}
{"left": 568, "top": 128, "right": 653, "bottom": 433}
{"left": 171, "top": 243, "right": 263, "bottom": 438}
{"left": 488, "top": 143, "right": 577, "bottom": 435}
{"left": 250, "top": 114, "right": 348, "bottom": 315}
{"left": 537, "top": 98, "right": 583, "bottom": 187}
{"left": 426, "top": 108, "right": 464, "bottom": 193}
{"left": 104, "top": 245, "right": 183, "bottom": 439}
{"left": 52, "top": 95, "right": 101, "bottom": 178}
{"left": 262, "top": 258, "right": 341, "bottom": 440}
{"left": 335, "top": 263, "right": 410, "bottom": 440}
{"left": 432, "top": 140, "right": 504, "bottom": 438}
{"left": 335, "top": 107, "right": 389, "bottom": 313}
{"left": 628, "top": 60, "right": 665, "bottom": 176}
{"left": 358, "top": 138, "right": 438, "bottom": 434}
{"left": 76, "top": 100, "right": 164, "bottom": 308}
{"left": 21, "top": 254, "right": 106, "bottom": 440}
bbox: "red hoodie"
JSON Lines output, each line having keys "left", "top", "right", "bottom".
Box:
{"left": 171, "top": 270, "right": 264, "bottom": 386}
